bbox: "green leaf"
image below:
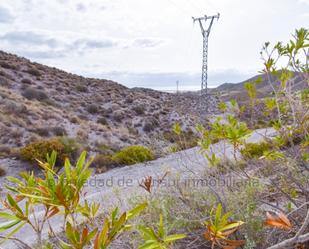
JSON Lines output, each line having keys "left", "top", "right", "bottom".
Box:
{"left": 127, "top": 203, "right": 147, "bottom": 219}
{"left": 76, "top": 151, "right": 87, "bottom": 174}
{"left": 214, "top": 204, "right": 222, "bottom": 227}
{"left": 219, "top": 221, "right": 244, "bottom": 231}
{"left": 0, "top": 212, "right": 19, "bottom": 220}
{"left": 0, "top": 221, "right": 26, "bottom": 244}
{"left": 164, "top": 234, "right": 186, "bottom": 242}
{"left": 138, "top": 240, "right": 158, "bottom": 249}
{"left": 158, "top": 214, "right": 165, "bottom": 238}
{"left": 59, "top": 240, "right": 73, "bottom": 249}
{"left": 6, "top": 194, "right": 23, "bottom": 215}
{"left": 0, "top": 220, "right": 22, "bottom": 232}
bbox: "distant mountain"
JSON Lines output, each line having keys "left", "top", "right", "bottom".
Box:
{"left": 212, "top": 72, "right": 307, "bottom": 102}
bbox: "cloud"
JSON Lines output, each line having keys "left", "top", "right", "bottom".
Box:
{"left": 18, "top": 50, "right": 66, "bottom": 59}
{"left": 73, "top": 38, "right": 117, "bottom": 49}
{"left": 0, "top": 30, "right": 119, "bottom": 60}
{"left": 298, "top": 0, "right": 309, "bottom": 4}
{"left": 0, "top": 7, "right": 14, "bottom": 23}
{"left": 0, "top": 31, "right": 59, "bottom": 48}
{"left": 131, "top": 38, "right": 165, "bottom": 48}
{"left": 76, "top": 3, "right": 87, "bottom": 12}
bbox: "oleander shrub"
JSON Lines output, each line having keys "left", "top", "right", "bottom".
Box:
{"left": 240, "top": 141, "right": 271, "bottom": 159}
{"left": 112, "top": 145, "right": 154, "bottom": 165}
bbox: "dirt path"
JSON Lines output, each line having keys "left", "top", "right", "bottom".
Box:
{"left": 0, "top": 128, "right": 276, "bottom": 248}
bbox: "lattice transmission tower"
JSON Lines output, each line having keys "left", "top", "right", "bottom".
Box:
{"left": 192, "top": 13, "right": 220, "bottom": 112}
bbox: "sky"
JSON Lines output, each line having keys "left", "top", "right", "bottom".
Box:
{"left": 0, "top": 0, "right": 308, "bottom": 90}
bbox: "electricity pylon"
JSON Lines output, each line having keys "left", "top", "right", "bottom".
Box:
{"left": 193, "top": 13, "right": 220, "bottom": 112}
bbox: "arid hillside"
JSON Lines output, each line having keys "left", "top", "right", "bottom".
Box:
{"left": 0, "top": 51, "right": 221, "bottom": 158}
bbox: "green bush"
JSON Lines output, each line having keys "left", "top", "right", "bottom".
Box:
{"left": 112, "top": 145, "right": 154, "bottom": 165}
{"left": 19, "top": 137, "right": 79, "bottom": 165}
{"left": 240, "top": 141, "right": 271, "bottom": 159}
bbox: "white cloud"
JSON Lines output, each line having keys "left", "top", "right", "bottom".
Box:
{"left": 0, "top": 6, "right": 14, "bottom": 23}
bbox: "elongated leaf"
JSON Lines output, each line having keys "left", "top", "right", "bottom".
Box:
{"left": 138, "top": 240, "right": 158, "bottom": 249}
{"left": 219, "top": 221, "right": 244, "bottom": 232}
{"left": 110, "top": 212, "right": 127, "bottom": 238}
{"left": 164, "top": 234, "right": 186, "bottom": 242}
{"left": 0, "top": 220, "right": 22, "bottom": 232}
{"left": 128, "top": 202, "right": 148, "bottom": 219}
{"left": 0, "top": 212, "right": 18, "bottom": 220}
{"left": 0, "top": 221, "right": 26, "bottom": 245}
{"left": 158, "top": 214, "right": 165, "bottom": 238}
{"left": 6, "top": 194, "right": 23, "bottom": 215}
{"left": 59, "top": 240, "right": 73, "bottom": 249}
{"left": 76, "top": 151, "right": 86, "bottom": 174}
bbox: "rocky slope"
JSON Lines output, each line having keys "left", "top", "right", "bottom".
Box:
{"left": 0, "top": 50, "right": 220, "bottom": 159}
{"left": 1, "top": 50, "right": 307, "bottom": 173}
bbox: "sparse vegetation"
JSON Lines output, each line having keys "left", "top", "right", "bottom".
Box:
{"left": 19, "top": 137, "right": 79, "bottom": 165}
{"left": 86, "top": 104, "right": 99, "bottom": 114}
{"left": 0, "top": 166, "right": 6, "bottom": 176}
{"left": 21, "top": 78, "right": 32, "bottom": 84}
{"left": 22, "top": 87, "right": 49, "bottom": 101}
{"left": 75, "top": 84, "right": 88, "bottom": 92}
{"left": 97, "top": 117, "right": 108, "bottom": 125}
{"left": 92, "top": 154, "right": 115, "bottom": 172}
{"left": 240, "top": 141, "right": 272, "bottom": 159}
{"left": 25, "top": 67, "right": 42, "bottom": 77}
{"left": 19, "top": 137, "right": 65, "bottom": 164}
{"left": 112, "top": 145, "right": 154, "bottom": 165}
{"left": 132, "top": 105, "right": 145, "bottom": 115}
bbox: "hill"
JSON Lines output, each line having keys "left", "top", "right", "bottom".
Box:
{"left": 0, "top": 51, "right": 222, "bottom": 161}
{"left": 212, "top": 71, "right": 307, "bottom": 102}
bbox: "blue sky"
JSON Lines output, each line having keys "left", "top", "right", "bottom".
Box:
{"left": 0, "top": 0, "right": 308, "bottom": 90}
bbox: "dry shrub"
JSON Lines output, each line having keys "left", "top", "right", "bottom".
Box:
{"left": 0, "top": 166, "right": 6, "bottom": 176}
{"left": 22, "top": 87, "right": 49, "bottom": 101}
